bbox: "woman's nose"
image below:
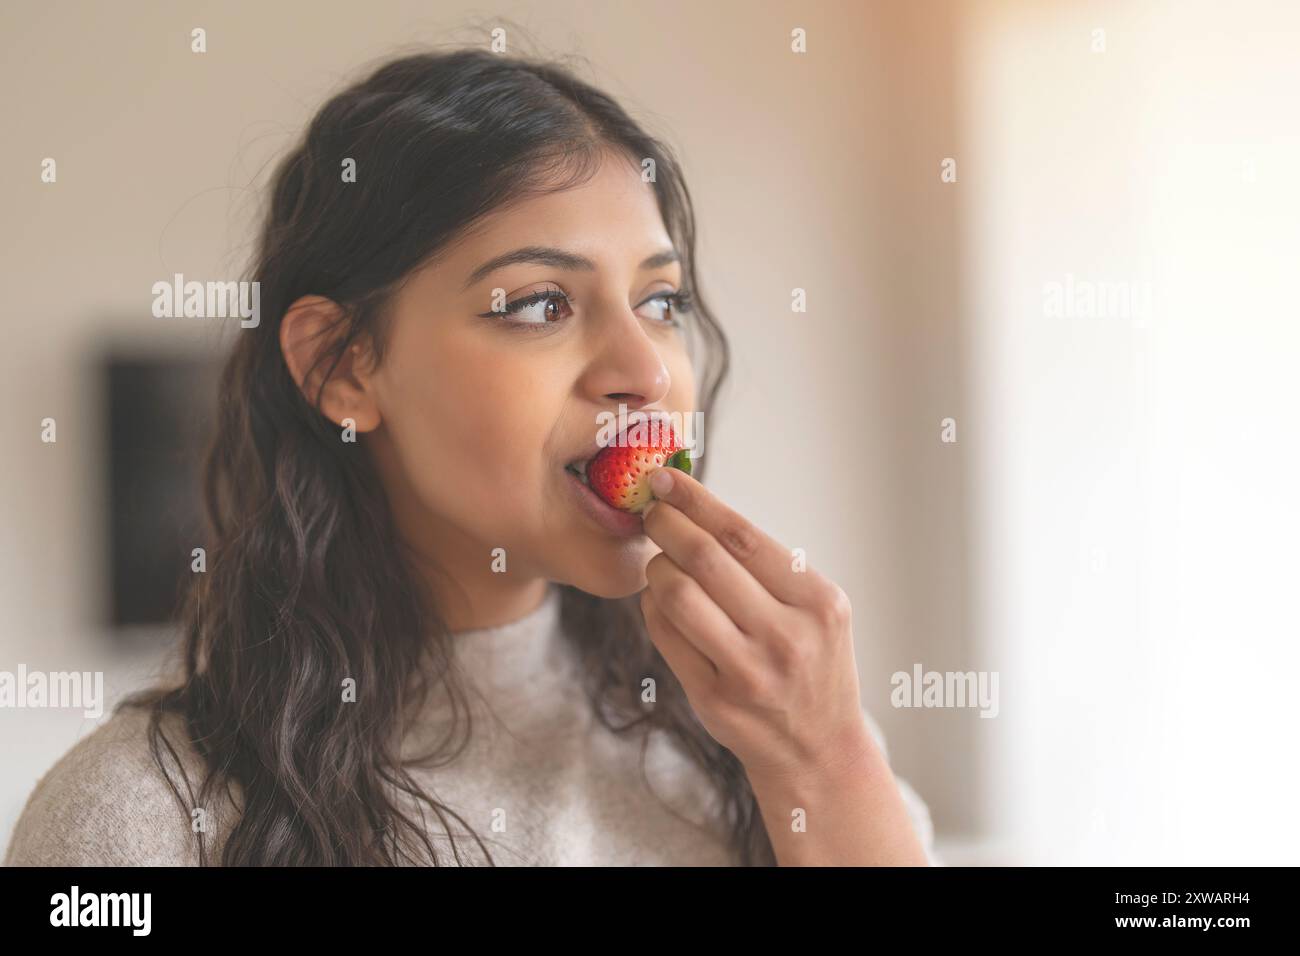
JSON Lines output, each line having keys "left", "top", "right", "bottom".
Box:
{"left": 580, "top": 310, "right": 672, "bottom": 407}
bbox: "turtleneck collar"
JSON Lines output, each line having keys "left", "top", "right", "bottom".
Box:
{"left": 447, "top": 580, "right": 566, "bottom": 698}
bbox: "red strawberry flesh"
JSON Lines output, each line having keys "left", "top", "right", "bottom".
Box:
{"left": 584, "top": 420, "right": 693, "bottom": 514}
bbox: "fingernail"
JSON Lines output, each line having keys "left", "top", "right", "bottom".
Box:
{"left": 650, "top": 467, "right": 674, "bottom": 496}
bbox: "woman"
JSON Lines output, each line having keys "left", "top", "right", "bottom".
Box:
{"left": 4, "top": 47, "right": 935, "bottom": 866}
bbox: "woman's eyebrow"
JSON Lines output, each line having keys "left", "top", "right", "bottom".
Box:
{"left": 461, "top": 245, "right": 679, "bottom": 291}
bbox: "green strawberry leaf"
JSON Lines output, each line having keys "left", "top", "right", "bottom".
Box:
{"left": 665, "top": 448, "right": 692, "bottom": 475}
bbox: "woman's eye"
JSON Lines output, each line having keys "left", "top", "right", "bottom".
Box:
{"left": 637, "top": 290, "right": 694, "bottom": 326}
{"left": 480, "top": 290, "right": 573, "bottom": 326}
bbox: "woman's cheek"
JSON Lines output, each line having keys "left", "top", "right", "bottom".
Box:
{"left": 434, "top": 409, "right": 542, "bottom": 525}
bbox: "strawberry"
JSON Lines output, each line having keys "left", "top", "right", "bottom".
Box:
{"left": 585, "top": 421, "right": 693, "bottom": 514}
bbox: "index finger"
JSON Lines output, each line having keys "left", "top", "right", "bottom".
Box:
{"left": 646, "top": 465, "right": 817, "bottom": 607}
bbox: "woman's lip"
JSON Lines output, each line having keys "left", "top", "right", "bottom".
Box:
{"left": 564, "top": 468, "right": 645, "bottom": 537}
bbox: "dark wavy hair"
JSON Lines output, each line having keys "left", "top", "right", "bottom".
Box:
{"left": 118, "top": 44, "right": 775, "bottom": 865}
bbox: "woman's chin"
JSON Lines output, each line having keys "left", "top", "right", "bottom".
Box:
{"left": 559, "top": 544, "right": 656, "bottom": 599}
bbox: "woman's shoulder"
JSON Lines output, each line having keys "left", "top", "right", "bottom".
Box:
{"left": 3, "top": 705, "right": 231, "bottom": 867}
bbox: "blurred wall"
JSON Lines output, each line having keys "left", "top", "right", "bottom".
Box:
{"left": 959, "top": 0, "right": 1300, "bottom": 863}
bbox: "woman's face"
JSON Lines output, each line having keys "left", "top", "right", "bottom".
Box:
{"left": 364, "top": 150, "right": 697, "bottom": 601}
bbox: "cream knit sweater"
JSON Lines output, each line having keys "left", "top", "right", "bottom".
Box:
{"left": 3, "top": 582, "right": 937, "bottom": 866}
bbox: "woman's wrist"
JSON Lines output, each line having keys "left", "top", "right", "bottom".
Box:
{"left": 745, "top": 718, "right": 929, "bottom": 866}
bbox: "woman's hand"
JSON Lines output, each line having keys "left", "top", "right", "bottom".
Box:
{"left": 639, "top": 464, "right": 929, "bottom": 865}
{"left": 639, "top": 464, "right": 867, "bottom": 780}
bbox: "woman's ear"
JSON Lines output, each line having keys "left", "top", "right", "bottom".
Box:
{"left": 279, "top": 294, "right": 382, "bottom": 432}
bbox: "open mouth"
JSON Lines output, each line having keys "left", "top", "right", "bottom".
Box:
{"left": 564, "top": 459, "right": 593, "bottom": 485}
